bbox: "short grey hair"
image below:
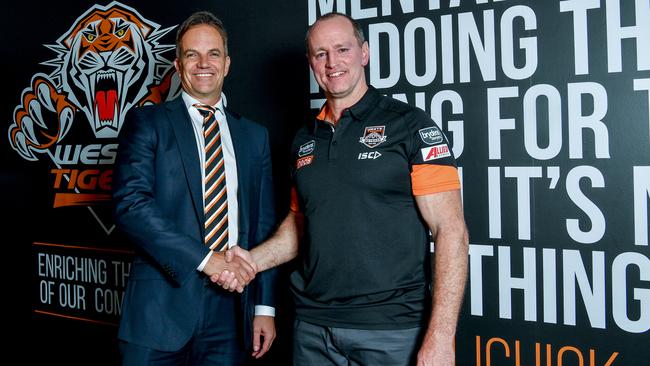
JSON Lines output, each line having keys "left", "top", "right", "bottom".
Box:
{"left": 305, "top": 12, "right": 365, "bottom": 53}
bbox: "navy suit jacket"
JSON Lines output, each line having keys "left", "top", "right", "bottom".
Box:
{"left": 112, "top": 97, "right": 276, "bottom": 352}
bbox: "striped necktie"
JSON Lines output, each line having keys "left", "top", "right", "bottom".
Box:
{"left": 194, "top": 104, "right": 229, "bottom": 251}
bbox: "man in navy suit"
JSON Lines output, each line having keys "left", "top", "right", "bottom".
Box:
{"left": 112, "top": 11, "right": 276, "bottom": 365}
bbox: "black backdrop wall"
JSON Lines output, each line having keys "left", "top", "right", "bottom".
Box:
{"left": 3, "top": 0, "right": 648, "bottom": 365}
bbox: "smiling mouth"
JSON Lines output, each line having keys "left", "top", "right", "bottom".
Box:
{"left": 328, "top": 71, "right": 345, "bottom": 78}
{"left": 195, "top": 73, "right": 214, "bottom": 77}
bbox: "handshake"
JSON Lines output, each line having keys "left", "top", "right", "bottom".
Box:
{"left": 208, "top": 246, "right": 258, "bottom": 293}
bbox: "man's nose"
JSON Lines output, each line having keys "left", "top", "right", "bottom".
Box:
{"left": 198, "top": 54, "right": 210, "bottom": 68}
{"left": 326, "top": 52, "right": 338, "bottom": 68}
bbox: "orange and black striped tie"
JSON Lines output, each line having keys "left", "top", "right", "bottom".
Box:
{"left": 194, "top": 104, "right": 229, "bottom": 252}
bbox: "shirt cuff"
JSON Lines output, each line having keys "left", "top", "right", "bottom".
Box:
{"left": 196, "top": 251, "right": 212, "bottom": 271}
{"left": 255, "top": 305, "right": 276, "bottom": 317}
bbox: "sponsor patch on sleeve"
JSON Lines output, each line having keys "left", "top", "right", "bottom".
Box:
{"left": 296, "top": 155, "right": 314, "bottom": 169}
{"left": 418, "top": 126, "right": 443, "bottom": 145}
{"left": 420, "top": 144, "right": 451, "bottom": 161}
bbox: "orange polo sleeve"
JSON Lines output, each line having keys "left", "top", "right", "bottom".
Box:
{"left": 411, "top": 164, "right": 461, "bottom": 196}
{"left": 289, "top": 185, "right": 301, "bottom": 213}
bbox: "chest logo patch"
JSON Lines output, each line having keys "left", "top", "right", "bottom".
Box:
{"left": 421, "top": 144, "right": 451, "bottom": 161}
{"left": 296, "top": 155, "right": 314, "bottom": 169}
{"left": 298, "top": 140, "right": 315, "bottom": 157}
{"left": 359, "top": 125, "right": 387, "bottom": 148}
{"left": 419, "top": 126, "right": 443, "bottom": 145}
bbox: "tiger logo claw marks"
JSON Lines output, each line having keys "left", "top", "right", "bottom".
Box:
{"left": 8, "top": 1, "right": 178, "bottom": 161}
{"left": 7, "top": 2, "right": 179, "bottom": 233}
{"left": 11, "top": 75, "right": 76, "bottom": 161}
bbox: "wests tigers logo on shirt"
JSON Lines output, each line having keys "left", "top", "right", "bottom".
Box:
{"left": 359, "top": 126, "right": 387, "bottom": 148}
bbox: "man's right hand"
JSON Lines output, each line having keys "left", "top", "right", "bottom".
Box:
{"left": 203, "top": 248, "right": 257, "bottom": 293}
{"left": 210, "top": 246, "right": 256, "bottom": 292}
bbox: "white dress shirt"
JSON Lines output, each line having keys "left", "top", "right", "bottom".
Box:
{"left": 182, "top": 92, "right": 274, "bottom": 317}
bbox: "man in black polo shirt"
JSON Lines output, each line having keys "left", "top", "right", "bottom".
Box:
{"left": 214, "top": 12, "right": 468, "bottom": 366}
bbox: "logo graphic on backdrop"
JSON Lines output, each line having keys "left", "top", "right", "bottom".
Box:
{"left": 7, "top": 1, "right": 179, "bottom": 234}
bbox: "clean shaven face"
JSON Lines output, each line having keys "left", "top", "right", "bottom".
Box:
{"left": 175, "top": 24, "right": 230, "bottom": 105}
{"left": 307, "top": 16, "right": 369, "bottom": 104}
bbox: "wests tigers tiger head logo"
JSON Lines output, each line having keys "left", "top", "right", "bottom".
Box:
{"left": 50, "top": 1, "right": 176, "bottom": 139}
{"left": 7, "top": 2, "right": 178, "bottom": 232}
{"left": 9, "top": 1, "right": 177, "bottom": 161}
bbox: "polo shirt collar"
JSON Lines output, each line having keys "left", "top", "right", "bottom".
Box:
{"left": 347, "top": 86, "right": 381, "bottom": 121}
{"left": 312, "top": 86, "right": 381, "bottom": 133}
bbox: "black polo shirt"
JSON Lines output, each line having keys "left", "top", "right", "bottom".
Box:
{"left": 289, "top": 87, "right": 459, "bottom": 329}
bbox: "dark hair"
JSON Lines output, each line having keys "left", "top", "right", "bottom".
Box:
{"left": 176, "top": 11, "right": 228, "bottom": 57}
{"left": 305, "top": 12, "right": 365, "bottom": 53}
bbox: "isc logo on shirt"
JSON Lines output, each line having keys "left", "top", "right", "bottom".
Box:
{"left": 357, "top": 151, "right": 382, "bottom": 160}
{"left": 421, "top": 144, "right": 451, "bottom": 161}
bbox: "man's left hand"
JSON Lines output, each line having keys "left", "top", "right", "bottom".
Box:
{"left": 252, "top": 315, "right": 275, "bottom": 359}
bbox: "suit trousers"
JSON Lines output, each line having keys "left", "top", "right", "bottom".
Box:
{"left": 293, "top": 319, "right": 422, "bottom": 366}
{"left": 120, "top": 280, "right": 245, "bottom": 366}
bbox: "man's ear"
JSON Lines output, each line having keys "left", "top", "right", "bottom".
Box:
{"left": 224, "top": 56, "right": 231, "bottom": 76}
{"left": 361, "top": 41, "right": 369, "bottom": 67}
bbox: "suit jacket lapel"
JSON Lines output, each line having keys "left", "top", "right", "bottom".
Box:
{"left": 225, "top": 109, "right": 245, "bottom": 179}
{"left": 167, "top": 98, "right": 204, "bottom": 235}
{"left": 226, "top": 109, "right": 249, "bottom": 245}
